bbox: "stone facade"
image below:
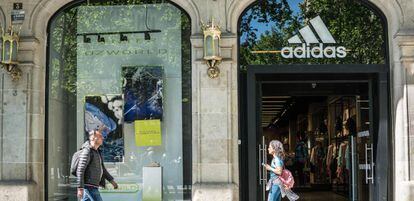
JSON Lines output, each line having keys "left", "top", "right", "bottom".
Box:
{"left": 0, "top": 0, "right": 412, "bottom": 201}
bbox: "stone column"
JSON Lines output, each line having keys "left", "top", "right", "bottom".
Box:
{"left": 0, "top": 1, "right": 45, "bottom": 201}
{"left": 191, "top": 33, "right": 239, "bottom": 200}
{"left": 394, "top": 33, "right": 414, "bottom": 201}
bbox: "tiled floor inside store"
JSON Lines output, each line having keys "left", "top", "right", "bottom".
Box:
{"left": 294, "top": 191, "right": 348, "bottom": 201}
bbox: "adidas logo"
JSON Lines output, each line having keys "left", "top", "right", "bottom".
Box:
{"left": 281, "top": 16, "right": 347, "bottom": 59}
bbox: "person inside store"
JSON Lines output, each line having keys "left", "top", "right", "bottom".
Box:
{"left": 264, "top": 140, "right": 299, "bottom": 201}
{"left": 294, "top": 132, "right": 308, "bottom": 186}
{"left": 77, "top": 130, "right": 119, "bottom": 201}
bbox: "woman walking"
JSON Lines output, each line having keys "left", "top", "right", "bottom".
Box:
{"left": 264, "top": 140, "right": 299, "bottom": 201}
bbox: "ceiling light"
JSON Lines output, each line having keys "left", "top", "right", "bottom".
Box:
{"left": 83, "top": 35, "right": 91, "bottom": 43}
{"left": 144, "top": 32, "right": 150, "bottom": 40}
{"left": 97, "top": 35, "right": 105, "bottom": 43}
{"left": 120, "top": 34, "right": 128, "bottom": 41}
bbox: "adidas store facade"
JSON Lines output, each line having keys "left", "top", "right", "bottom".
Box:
{"left": 0, "top": 0, "right": 413, "bottom": 201}
{"left": 239, "top": 1, "right": 392, "bottom": 201}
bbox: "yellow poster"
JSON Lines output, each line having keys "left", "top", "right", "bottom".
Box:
{"left": 134, "top": 120, "right": 162, "bottom": 146}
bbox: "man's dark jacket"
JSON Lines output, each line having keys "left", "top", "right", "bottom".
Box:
{"left": 76, "top": 142, "right": 114, "bottom": 188}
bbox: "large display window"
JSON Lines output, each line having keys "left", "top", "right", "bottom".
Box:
{"left": 47, "top": 1, "right": 192, "bottom": 200}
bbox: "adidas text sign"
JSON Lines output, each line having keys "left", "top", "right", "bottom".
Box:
{"left": 281, "top": 44, "right": 347, "bottom": 59}
{"left": 282, "top": 16, "right": 347, "bottom": 59}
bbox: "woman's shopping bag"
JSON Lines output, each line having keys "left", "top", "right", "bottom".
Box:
{"left": 279, "top": 169, "right": 295, "bottom": 189}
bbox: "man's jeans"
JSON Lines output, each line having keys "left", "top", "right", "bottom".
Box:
{"left": 82, "top": 186, "right": 103, "bottom": 201}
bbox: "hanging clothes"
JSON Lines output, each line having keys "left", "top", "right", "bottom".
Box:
{"left": 345, "top": 142, "right": 350, "bottom": 170}
{"left": 310, "top": 147, "right": 317, "bottom": 165}
{"left": 337, "top": 142, "right": 347, "bottom": 167}
{"left": 332, "top": 143, "right": 337, "bottom": 160}
{"left": 336, "top": 142, "right": 348, "bottom": 182}
{"left": 326, "top": 144, "right": 333, "bottom": 176}
{"left": 326, "top": 144, "right": 334, "bottom": 168}
{"left": 316, "top": 145, "right": 325, "bottom": 179}
{"left": 326, "top": 143, "right": 336, "bottom": 178}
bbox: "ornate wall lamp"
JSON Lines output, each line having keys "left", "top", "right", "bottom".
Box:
{"left": 0, "top": 26, "right": 22, "bottom": 81}
{"left": 201, "top": 20, "right": 222, "bottom": 78}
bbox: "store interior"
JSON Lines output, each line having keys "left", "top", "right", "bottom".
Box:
{"left": 261, "top": 81, "right": 371, "bottom": 201}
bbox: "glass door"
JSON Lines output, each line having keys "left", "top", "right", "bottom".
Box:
{"left": 353, "top": 93, "right": 375, "bottom": 201}
{"left": 258, "top": 136, "right": 268, "bottom": 201}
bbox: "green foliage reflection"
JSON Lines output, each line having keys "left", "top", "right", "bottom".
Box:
{"left": 239, "top": 0, "right": 386, "bottom": 70}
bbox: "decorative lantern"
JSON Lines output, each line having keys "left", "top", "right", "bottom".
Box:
{"left": 0, "top": 26, "right": 22, "bottom": 81}
{"left": 201, "top": 19, "right": 222, "bottom": 78}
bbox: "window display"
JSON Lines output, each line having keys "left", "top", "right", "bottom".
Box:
{"left": 47, "top": 1, "right": 192, "bottom": 200}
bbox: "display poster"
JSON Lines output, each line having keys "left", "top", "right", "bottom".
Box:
{"left": 134, "top": 119, "right": 162, "bottom": 147}
{"left": 85, "top": 95, "right": 124, "bottom": 162}
{"left": 122, "top": 66, "right": 163, "bottom": 123}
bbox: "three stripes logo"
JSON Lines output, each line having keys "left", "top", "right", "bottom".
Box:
{"left": 281, "top": 16, "right": 347, "bottom": 59}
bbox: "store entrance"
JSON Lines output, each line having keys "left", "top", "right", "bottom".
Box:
{"left": 243, "top": 66, "right": 389, "bottom": 201}
{"left": 259, "top": 82, "right": 373, "bottom": 201}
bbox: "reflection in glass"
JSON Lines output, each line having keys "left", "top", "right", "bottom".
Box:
{"left": 205, "top": 36, "right": 213, "bottom": 57}
{"left": 239, "top": 0, "right": 386, "bottom": 69}
{"left": 12, "top": 41, "right": 18, "bottom": 61}
{"left": 4, "top": 40, "right": 10, "bottom": 62}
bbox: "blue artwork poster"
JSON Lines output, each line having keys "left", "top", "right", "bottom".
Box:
{"left": 122, "top": 66, "right": 163, "bottom": 123}
{"left": 84, "top": 95, "right": 124, "bottom": 162}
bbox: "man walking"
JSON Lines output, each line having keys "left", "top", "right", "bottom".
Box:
{"left": 77, "top": 130, "right": 118, "bottom": 201}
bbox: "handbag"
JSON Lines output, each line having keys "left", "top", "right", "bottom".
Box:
{"left": 279, "top": 168, "right": 295, "bottom": 189}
